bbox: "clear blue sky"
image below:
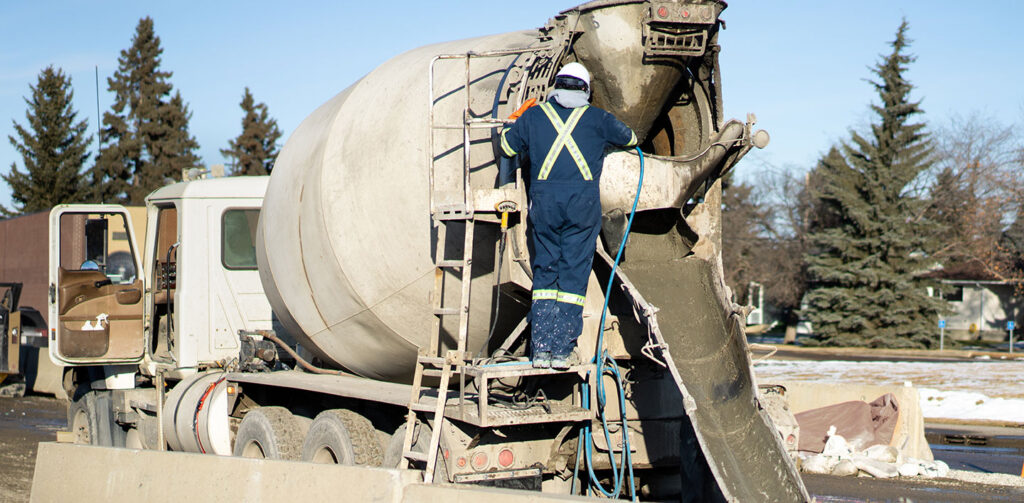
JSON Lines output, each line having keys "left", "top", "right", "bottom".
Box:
{"left": 2, "top": 1, "right": 1022, "bottom": 210}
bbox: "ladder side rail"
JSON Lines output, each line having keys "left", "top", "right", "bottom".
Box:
{"left": 456, "top": 221, "right": 475, "bottom": 354}
{"left": 423, "top": 358, "right": 454, "bottom": 483}
{"left": 428, "top": 55, "right": 442, "bottom": 216}
{"left": 462, "top": 53, "right": 473, "bottom": 218}
{"left": 401, "top": 353, "right": 426, "bottom": 469}
{"left": 429, "top": 223, "right": 449, "bottom": 357}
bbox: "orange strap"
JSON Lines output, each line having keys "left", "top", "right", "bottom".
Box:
{"left": 507, "top": 98, "right": 537, "bottom": 120}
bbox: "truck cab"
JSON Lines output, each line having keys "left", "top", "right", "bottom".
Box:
{"left": 49, "top": 176, "right": 272, "bottom": 383}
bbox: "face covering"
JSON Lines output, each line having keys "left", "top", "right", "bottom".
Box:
{"left": 548, "top": 88, "right": 590, "bottom": 108}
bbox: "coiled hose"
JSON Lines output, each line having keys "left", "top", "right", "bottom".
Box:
{"left": 572, "top": 146, "right": 644, "bottom": 499}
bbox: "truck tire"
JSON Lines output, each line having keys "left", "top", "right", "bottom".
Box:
{"left": 384, "top": 422, "right": 448, "bottom": 482}
{"left": 68, "top": 388, "right": 126, "bottom": 447}
{"left": 300, "top": 409, "right": 383, "bottom": 466}
{"left": 233, "top": 406, "right": 303, "bottom": 460}
{"left": 68, "top": 392, "right": 97, "bottom": 445}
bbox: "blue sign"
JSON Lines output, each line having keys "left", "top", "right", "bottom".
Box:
{"left": 938, "top": 320, "right": 946, "bottom": 329}
{"left": 1009, "top": 321, "right": 1016, "bottom": 331}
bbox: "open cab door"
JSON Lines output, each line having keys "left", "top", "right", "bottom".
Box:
{"left": 49, "top": 205, "right": 145, "bottom": 366}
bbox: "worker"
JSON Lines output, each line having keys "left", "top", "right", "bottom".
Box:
{"left": 499, "top": 62, "right": 637, "bottom": 369}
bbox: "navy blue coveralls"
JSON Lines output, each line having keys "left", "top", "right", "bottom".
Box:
{"left": 499, "top": 100, "right": 637, "bottom": 359}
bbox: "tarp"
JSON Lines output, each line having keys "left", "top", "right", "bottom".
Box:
{"left": 795, "top": 393, "right": 899, "bottom": 452}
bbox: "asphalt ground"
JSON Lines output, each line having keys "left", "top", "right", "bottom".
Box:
{"left": 927, "top": 423, "right": 1024, "bottom": 475}
{"left": 1, "top": 395, "right": 1022, "bottom": 502}
{"left": 804, "top": 473, "right": 1024, "bottom": 502}
{"left": 0, "top": 395, "right": 66, "bottom": 502}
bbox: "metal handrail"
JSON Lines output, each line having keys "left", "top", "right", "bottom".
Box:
{"left": 426, "top": 46, "right": 548, "bottom": 217}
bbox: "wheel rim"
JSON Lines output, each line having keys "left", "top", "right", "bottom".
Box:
{"left": 72, "top": 409, "right": 90, "bottom": 444}
{"left": 240, "top": 440, "right": 266, "bottom": 459}
{"left": 311, "top": 445, "right": 339, "bottom": 464}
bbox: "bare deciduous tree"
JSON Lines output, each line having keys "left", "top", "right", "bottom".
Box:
{"left": 925, "top": 114, "right": 1024, "bottom": 288}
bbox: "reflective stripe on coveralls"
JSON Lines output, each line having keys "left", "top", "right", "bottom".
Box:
{"left": 532, "top": 289, "right": 558, "bottom": 301}
{"left": 556, "top": 291, "right": 586, "bottom": 306}
{"left": 537, "top": 103, "right": 591, "bottom": 180}
{"left": 625, "top": 130, "right": 638, "bottom": 148}
{"left": 500, "top": 128, "right": 517, "bottom": 157}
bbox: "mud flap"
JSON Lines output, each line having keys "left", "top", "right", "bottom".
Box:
{"left": 597, "top": 252, "right": 809, "bottom": 502}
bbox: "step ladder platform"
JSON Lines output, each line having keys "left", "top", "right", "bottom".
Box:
{"left": 466, "top": 361, "right": 594, "bottom": 380}
{"left": 446, "top": 400, "right": 593, "bottom": 427}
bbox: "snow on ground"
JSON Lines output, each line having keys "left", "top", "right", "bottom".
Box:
{"left": 754, "top": 359, "right": 1024, "bottom": 422}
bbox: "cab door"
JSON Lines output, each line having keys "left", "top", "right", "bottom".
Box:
{"left": 48, "top": 205, "right": 145, "bottom": 365}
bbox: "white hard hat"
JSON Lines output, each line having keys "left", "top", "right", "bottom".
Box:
{"left": 556, "top": 62, "right": 590, "bottom": 87}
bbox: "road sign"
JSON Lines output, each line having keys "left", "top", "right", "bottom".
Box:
{"left": 1009, "top": 321, "right": 1015, "bottom": 331}
{"left": 938, "top": 319, "right": 946, "bottom": 329}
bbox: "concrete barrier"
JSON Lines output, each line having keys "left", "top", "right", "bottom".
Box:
{"left": 23, "top": 345, "right": 64, "bottom": 397}
{"left": 31, "top": 443, "right": 588, "bottom": 502}
{"left": 775, "top": 381, "right": 932, "bottom": 461}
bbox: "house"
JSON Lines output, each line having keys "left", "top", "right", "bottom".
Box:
{"left": 935, "top": 279, "right": 1022, "bottom": 342}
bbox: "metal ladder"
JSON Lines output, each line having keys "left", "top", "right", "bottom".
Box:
{"left": 402, "top": 45, "right": 587, "bottom": 482}
{"left": 402, "top": 49, "right": 503, "bottom": 482}
{"left": 400, "top": 215, "right": 474, "bottom": 481}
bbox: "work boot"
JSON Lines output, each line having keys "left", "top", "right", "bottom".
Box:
{"left": 532, "top": 351, "right": 551, "bottom": 369}
{"left": 550, "top": 349, "right": 580, "bottom": 370}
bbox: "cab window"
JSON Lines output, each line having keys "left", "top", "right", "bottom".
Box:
{"left": 59, "top": 212, "right": 137, "bottom": 285}
{"left": 222, "top": 209, "right": 260, "bottom": 270}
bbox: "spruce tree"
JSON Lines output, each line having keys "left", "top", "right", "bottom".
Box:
{"left": 92, "top": 17, "right": 200, "bottom": 204}
{"left": 2, "top": 66, "right": 92, "bottom": 216}
{"left": 803, "top": 21, "right": 945, "bottom": 348}
{"left": 221, "top": 88, "right": 282, "bottom": 176}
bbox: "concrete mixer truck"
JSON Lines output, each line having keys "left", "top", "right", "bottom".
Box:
{"left": 39, "top": 1, "right": 808, "bottom": 501}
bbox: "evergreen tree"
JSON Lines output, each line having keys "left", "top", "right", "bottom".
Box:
{"left": 803, "top": 21, "right": 945, "bottom": 348}
{"left": 221, "top": 87, "right": 282, "bottom": 175}
{"left": 2, "top": 66, "right": 92, "bottom": 216}
{"left": 92, "top": 17, "right": 200, "bottom": 204}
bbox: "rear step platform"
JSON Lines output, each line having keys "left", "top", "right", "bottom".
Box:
{"left": 415, "top": 359, "right": 595, "bottom": 428}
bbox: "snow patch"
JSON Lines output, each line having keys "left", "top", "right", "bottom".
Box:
{"left": 754, "top": 359, "right": 1024, "bottom": 422}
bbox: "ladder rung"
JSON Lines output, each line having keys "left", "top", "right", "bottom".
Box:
{"left": 417, "top": 356, "right": 446, "bottom": 365}
{"left": 404, "top": 450, "right": 428, "bottom": 462}
{"left": 437, "top": 259, "right": 465, "bottom": 268}
{"left": 433, "top": 307, "right": 459, "bottom": 316}
{"left": 466, "top": 118, "right": 513, "bottom": 126}
{"left": 435, "top": 213, "right": 471, "bottom": 221}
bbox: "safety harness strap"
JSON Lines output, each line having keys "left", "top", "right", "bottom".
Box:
{"left": 538, "top": 103, "right": 591, "bottom": 181}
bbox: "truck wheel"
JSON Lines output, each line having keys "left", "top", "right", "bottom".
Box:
{"left": 68, "top": 392, "right": 97, "bottom": 444}
{"left": 68, "top": 389, "right": 126, "bottom": 447}
{"left": 233, "top": 406, "right": 303, "bottom": 460}
{"left": 301, "top": 409, "right": 383, "bottom": 466}
{"left": 384, "top": 422, "right": 449, "bottom": 482}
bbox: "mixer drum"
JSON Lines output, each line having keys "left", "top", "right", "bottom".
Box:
{"left": 256, "top": 1, "right": 704, "bottom": 382}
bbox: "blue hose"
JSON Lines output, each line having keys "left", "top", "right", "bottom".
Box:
{"left": 572, "top": 146, "right": 644, "bottom": 500}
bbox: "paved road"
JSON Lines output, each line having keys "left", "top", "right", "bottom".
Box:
{"left": 0, "top": 395, "right": 66, "bottom": 502}
{"left": 804, "top": 473, "right": 1024, "bottom": 502}
{"left": 927, "top": 423, "right": 1024, "bottom": 476}
{"left": 3, "top": 395, "right": 1023, "bottom": 502}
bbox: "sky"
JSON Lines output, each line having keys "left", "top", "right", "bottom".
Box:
{"left": 2, "top": 1, "right": 1023, "bottom": 210}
